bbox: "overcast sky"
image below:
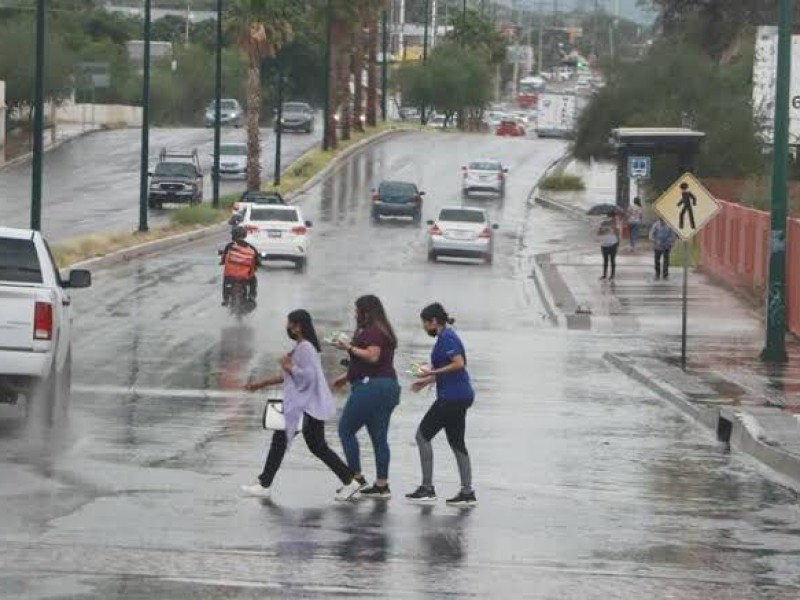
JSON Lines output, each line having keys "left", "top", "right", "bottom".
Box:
{"left": 515, "top": 0, "right": 657, "bottom": 24}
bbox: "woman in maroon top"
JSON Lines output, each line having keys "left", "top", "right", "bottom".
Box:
{"left": 332, "top": 295, "right": 401, "bottom": 499}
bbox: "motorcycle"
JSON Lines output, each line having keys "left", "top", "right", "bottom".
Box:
{"left": 228, "top": 279, "right": 256, "bottom": 319}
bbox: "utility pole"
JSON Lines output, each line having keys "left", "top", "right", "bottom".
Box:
{"left": 273, "top": 54, "right": 284, "bottom": 187}
{"left": 212, "top": 0, "right": 222, "bottom": 208}
{"left": 381, "top": 9, "right": 389, "bottom": 121}
{"left": 185, "top": 1, "right": 191, "bottom": 46}
{"left": 762, "top": 0, "right": 792, "bottom": 363}
{"left": 462, "top": 0, "right": 467, "bottom": 47}
{"left": 138, "top": 0, "right": 152, "bottom": 233}
{"left": 30, "top": 0, "right": 45, "bottom": 231}
{"left": 431, "top": 0, "right": 437, "bottom": 49}
{"left": 421, "top": 0, "right": 430, "bottom": 124}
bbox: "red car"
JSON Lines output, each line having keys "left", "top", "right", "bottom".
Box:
{"left": 495, "top": 120, "right": 526, "bottom": 137}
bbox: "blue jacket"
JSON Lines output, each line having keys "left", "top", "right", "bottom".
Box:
{"left": 650, "top": 221, "right": 677, "bottom": 251}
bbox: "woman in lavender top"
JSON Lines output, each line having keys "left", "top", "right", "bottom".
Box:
{"left": 241, "top": 309, "right": 362, "bottom": 501}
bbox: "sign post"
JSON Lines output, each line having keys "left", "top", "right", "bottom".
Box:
{"left": 653, "top": 172, "right": 721, "bottom": 370}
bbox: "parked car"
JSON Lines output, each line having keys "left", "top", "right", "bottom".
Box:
{"left": 0, "top": 227, "right": 91, "bottom": 419}
{"left": 461, "top": 159, "right": 508, "bottom": 199}
{"left": 148, "top": 149, "right": 204, "bottom": 209}
{"left": 241, "top": 204, "right": 312, "bottom": 270}
{"left": 276, "top": 101, "right": 314, "bottom": 133}
{"left": 427, "top": 114, "right": 447, "bottom": 128}
{"left": 427, "top": 207, "right": 498, "bottom": 264}
{"left": 399, "top": 106, "right": 421, "bottom": 121}
{"left": 204, "top": 98, "right": 244, "bottom": 128}
{"left": 215, "top": 143, "right": 247, "bottom": 178}
{"left": 371, "top": 180, "right": 424, "bottom": 224}
{"left": 495, "top": 120, "right": 526, "bottom": 137}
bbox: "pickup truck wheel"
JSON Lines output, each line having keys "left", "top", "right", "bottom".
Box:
{"left": 42, "top": 351, "right": 71, "bottom": 427}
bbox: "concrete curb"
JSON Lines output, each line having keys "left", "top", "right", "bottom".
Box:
{"left": 533, "top": 193, "right": 593, "bottom": 220}
{"left": 0, "top": 128, "right": 100, "bottom": 173}
{"left": 67, "top": 127, "right": 413, "bottom": 272}
{"left": 604, "top": 352, "right": 800, "bottom": 493}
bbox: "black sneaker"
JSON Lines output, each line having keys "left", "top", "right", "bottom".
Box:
{"left": 359, "top": 483, "right": 391, "bottom": 499}
{"left": 405, "top": 485, "right": 436, "bottom": 503}
{"left": 446, "top": 491, "right": 477, "bottom": 507}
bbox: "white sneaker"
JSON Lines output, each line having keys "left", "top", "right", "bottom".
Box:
{"left": 241, "top": 483, "right": 272, "bottom": 498}
{"left": 335, "top": 479, "right": 364, "bottom": 502}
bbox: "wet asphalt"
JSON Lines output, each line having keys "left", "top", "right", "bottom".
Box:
{"left": 0, "top": 132, "right": 799, "bottom": 599}
{"left": 0, "top": 125, "right": 321, "bottom": 243}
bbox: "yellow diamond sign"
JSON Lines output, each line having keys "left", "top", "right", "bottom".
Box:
{"left": 652, "top": 172, "right": 721, "bottom": 241}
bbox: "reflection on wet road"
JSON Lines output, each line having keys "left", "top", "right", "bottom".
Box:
{"left": 1, "top": 132, "right": 799, "bottom": 599}
{"left": 0, "top": 126, "right": 321, "bottom": 243}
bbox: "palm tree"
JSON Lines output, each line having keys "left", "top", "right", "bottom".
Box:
{"left": 365, "top": 0, "right": 387, "bottom": 126}
{"left": 228, "top": 0, "right": 296, "bottom": 191}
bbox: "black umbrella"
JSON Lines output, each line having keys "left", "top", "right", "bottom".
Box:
{"left": 586, "top": 203, "right": 624, "bottom": 216}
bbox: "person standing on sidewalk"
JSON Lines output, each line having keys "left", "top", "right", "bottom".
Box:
{"left": 597, "top": 217, "right": 620, "bottom": 280}
{"left": 406, "top": 303, "right": 477, "bottom": 507}
{"left": 241, "top": 310, "right": 362, "bottom": 501}
{"left": 332, "top": 295, "right": 401, "bottom": 499}
{"left": 627, "top": 197, "right": 644, "bottom": 252}
{"left": 649, "top": 218, "right": 677, "bottom": 280}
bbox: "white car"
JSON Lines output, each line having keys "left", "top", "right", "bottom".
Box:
{"left": 484, "top": 111, "right": 508, "bottom": 129}
{"left": 216, "top": 142, "right": 247, "bottom": 178}
{"left": 241, "top": 204, "right": 312, "bottom": 270}
{"left": 427, "top": 114, "right": 446, "bottom": 128}
{"left": 427, "top": 206, "right": 498, "bottom": 264}
{"left": 0, "top": 227, "right": 91, "bottom": 417}
{"left": 461, "top": 159, "right": 508, "bottom": 199}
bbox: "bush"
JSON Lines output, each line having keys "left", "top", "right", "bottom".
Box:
{"left": 539, "top": 174, "right": 586, "bottom": 191}
{"left": 170, "top": 204, "right": 224, "bottom": 226}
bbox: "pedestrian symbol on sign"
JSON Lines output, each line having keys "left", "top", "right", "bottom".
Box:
{"left": 677, "top": 182, "right": 697, "bottom": 230}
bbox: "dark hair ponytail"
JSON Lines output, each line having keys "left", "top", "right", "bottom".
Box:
{"left": 287, "top": 309, "right": 321, "bottom": 352}
{"left": 420, "top": 302, "right": 455, "bottom": 326}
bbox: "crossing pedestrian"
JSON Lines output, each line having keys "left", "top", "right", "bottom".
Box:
{"left": 406, "top": 303, "right": 477, "bottom": 507}
{"left": 332, "top": 295, "right": 401, "bottom": 499}
{"left": 627, "top": 197, "right": 644, "bottom": 252}
{"left": 649, "top": 218, "right": 677, "bottom": 280}
{"left": 240, "top": 309, "right": 362, "bottom": 501}
{"left": 597, "top": 217, "right": 620, "bottom": 280}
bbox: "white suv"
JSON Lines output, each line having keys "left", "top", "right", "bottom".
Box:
{"left": 461, "top": 159, "right": 508, "bottom": 199}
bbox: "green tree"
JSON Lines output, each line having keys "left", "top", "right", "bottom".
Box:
{"left": 445, "top": 9, "right": 506, "bottom": 66}
{"left": 0, "top": 17, "right": 75, "bottom": 117}
{"left": 396, "top": 42, "right": 491, "bottom": 129}
{"left": 574, "top": 39, "right": 764, "bottom": 189}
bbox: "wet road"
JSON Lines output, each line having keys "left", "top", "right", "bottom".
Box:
{"left": 0, "top": 125, "right": 321, "bottom": 243}
{"left": 1, "top": 132, "right": 800, "bottom": 599}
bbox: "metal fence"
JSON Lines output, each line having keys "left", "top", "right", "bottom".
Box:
{"left": 698, "top": 199, "right": 800, "bottom": 336}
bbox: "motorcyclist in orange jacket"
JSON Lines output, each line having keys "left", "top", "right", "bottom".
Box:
{"left": 220, "top": 226, "right": 260, "bottom": 306}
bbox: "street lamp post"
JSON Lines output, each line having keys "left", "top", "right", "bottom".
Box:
{"left": 138, "top": 0, "right": 152, "bottom": 233}
{"left": 762, "top": 0, "right": 792, "bottom": 363}
{"left": 212, "top": 0, "right": 222, "bottom": 209}
{"left": 273, "top": 53, "right": 284, "bottom": 187}
{"left": 30, "top": 0, "right": 45, "bottom": 231}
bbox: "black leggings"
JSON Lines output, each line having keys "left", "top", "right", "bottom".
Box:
{"left": 259, "top": 414, "right": 353, "bottom": 488}
{"left": 601, "top": 243, "right": 618, "bottom": 278}
{"left": 415, "top": 399, "right": 473, "bottom": 493}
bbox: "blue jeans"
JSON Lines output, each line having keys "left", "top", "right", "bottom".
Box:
{"left": 629, "top": 222, "right": 641, "bottom": 249}
{"left": 338, "top": 377, "right": 400, "bottom": 480}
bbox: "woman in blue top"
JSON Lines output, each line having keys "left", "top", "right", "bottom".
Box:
{"left": 406, "top": 303, "right": 476, "bottom": 507}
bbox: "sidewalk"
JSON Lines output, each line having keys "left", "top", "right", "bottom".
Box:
{"left": 533, "top": 159, "right": 800, "bottom": 490}
{"left": 0, "top": 123, "right": 100, "bottom": 171}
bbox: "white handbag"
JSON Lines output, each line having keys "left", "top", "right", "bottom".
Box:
{"left": 262, "top": 390, "right": 303, "bottom": 432}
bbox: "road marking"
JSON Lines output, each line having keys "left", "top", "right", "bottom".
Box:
{"left": 72, "top": 384, "right": 281, "bottom": 401}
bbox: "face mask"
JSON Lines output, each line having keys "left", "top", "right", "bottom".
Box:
{"left": 425, "top": 328, "right": 438, "bottom": 338}
{"left": 286, "top": 328, "right": 298, "bottom": 341}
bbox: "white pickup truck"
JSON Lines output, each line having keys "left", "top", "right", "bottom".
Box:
{"left": 0, "top": 227, "right": 91, "bottom": 417}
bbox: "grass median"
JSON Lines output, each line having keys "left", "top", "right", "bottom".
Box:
{"left": 53, "top": 122, "right": 415, "bottom": 268}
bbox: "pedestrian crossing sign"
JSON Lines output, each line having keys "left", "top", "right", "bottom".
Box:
{"left": 653, "top": 172, "right": 720, "bottom": 241}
